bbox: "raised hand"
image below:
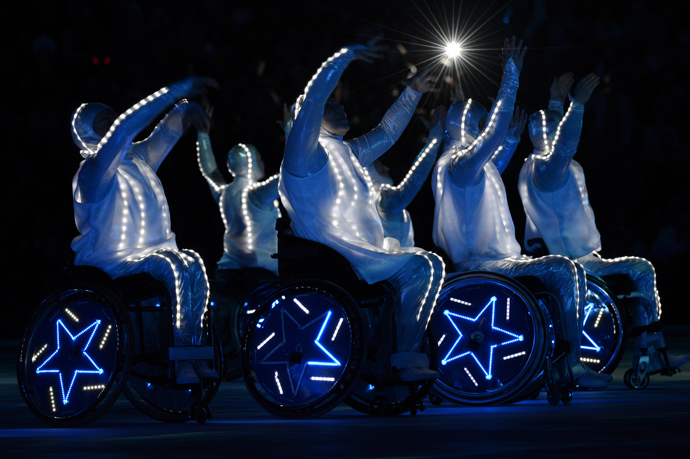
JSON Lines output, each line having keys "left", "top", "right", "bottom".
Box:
{"left": 550, "top": 72, "right": 575, "bottom": 101}
{"left": 351, "top": 36, "right": 388, "bottom": 63}
{"left": 509, "top": 106, "right": 528, "bottom": 137}
{"left": 572, "top": 73, "right": 600, "bottom": 105}
{"left": 402, "top": 65, "right": 440, "bottom": 94}
{"left": 501, "top": 36, "right": 527, "bottom": 72}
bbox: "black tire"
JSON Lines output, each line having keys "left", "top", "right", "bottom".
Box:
{"left": 429, "top": 272, "right": 549, "bottom": 406}
{"left": 241, "top": 280, "right": 365, "bottom": 419}
{"left": 17, "top": 287, "right": 133, "bottom": 427}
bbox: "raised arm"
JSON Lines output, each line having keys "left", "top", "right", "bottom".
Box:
{"left": 195, "top": 105, "right": 227, "bottom": 203}
{"left": 283, "top": 40, "right": 386, "bottom": 177}
{"left": 534, "top": 73, "right": 599, "bottom": 191}
{"left": 76, "top": 76, "right": 218, "bottom": 203}
{"left": 142, "top": 100, "right": 211, "bottom": 172}
{"left": 448, "top": 37, "right": 525, "bottom": 186}
{"left": 348, "top": 66, "right": 438, "bottom": 167}
{"left": 378, "top": 109, "right": 444, "bottom": 216}
{"left": 492, "top": 106, "right": 528, "bottom": 174}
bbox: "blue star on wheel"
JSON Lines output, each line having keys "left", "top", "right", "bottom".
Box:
{"left": 35, "top": 318, "right": 104, "bottom": 405}
{"left": 256, "top": 297, "right": 342, "bottom": 396}
{"left": 441, "top": 295, "right": 524, "bottom": 380}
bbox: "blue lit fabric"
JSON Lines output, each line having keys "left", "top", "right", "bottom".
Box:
{"left": 197, "top": 137, "right": 280, "bottom": 274}
{"left": 519, "top": 97, "right": 601, "bottom": 258}
{"left": 520, "top": 98, "right": 661, "bottom": 323}
{"left": 433, "top": 61, "right": 587, "bottom": 360}
{"left": 71, "top": 85, "right": 209, "bottom": 346}
{"left": 367, "top": 123, "right": 443, "bottom": 247}
{"left": 280, "top": 47, "right": 444, "bottom": 352}
{"left": 432, "top": 58, "right": 522, "bottom": 265}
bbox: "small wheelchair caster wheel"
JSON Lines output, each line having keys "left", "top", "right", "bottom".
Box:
{"left": 405, "top": 395, "right": 425, "bottom": 416}
{"left": 192, "top": 402, "right": 208, "bottom": 425}
{"left": 624, "top": 368, "right": 650, "bottom": 390}
{"left": 371, "top": 395, "right": 391, "bottom": 416}
{"left": 545, "top": 379, "right": 560, "bottom": 406}
{"left": 559, "top": 387, "right": 573, "bottom": 405}
{"left": 428, "top": 394, "right": 443, "bottom": 406}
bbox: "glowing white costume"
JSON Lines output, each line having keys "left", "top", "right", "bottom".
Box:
{"left": 71, "top": 82, "right": 210, "bottom": 346}
{"left": 432, "top": 59, "right": 590, "bottom": 369}
{"left": 279, "top": 46, "right": 444, "bottom": 353}
{"left": 519, "top": 97, "right": 662, "bottom": 331}
{"left": 367, "top": 123, "right": 443, "bottom": 247}
{"left": 197, "top": 138, "right": 280, "bottom": 274}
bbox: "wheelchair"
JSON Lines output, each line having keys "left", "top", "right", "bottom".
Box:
{"left": 240, "top": 218, "right": 437, "bottom": 418}
{"left": 17, "top": 263, "right": 222, "bottom": 427}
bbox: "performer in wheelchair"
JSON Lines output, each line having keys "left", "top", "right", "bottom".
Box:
{"left": 517, "top": 71, "right": 687, "bottom": 375}
{"left": 279, "top": 37, "right": 445, "bottom": 382}
{"left": 70, "top": 76, "right": 220, "bottom": 385}
{"left": 196, "top": 106, "right": 281, "bottom": 378}
{"left": 432, "top": 36, "right": 612, "bottom": 390}
{"left": 366, "top": 106, "right": 445, "bottom": 248}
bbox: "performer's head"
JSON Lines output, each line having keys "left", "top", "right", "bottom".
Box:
{"left": 227, "top": 143, "right": 264, "bottom": 180}
{"left": 528, "top": 109, "right": 562, "bottom": 151}
{"left": 321, "top": 98, "right": 350, "bottom": 136}
{"left": 71, "top": 103, "right": 117, "bottom": 157}
{"left": 445, "top": 99, "right": 488, "bottom": 147}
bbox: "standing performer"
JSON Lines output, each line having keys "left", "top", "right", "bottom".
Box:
{"left": 433, "top": 37, "right": 611, "bottom": 389}
{"left": 71, "top": 76, "right": 219, "bottom": 384}
{"left": 518, "top": 72, "right": 687, "bottom": 376}
{"left": 280, "top": 39, "right": 445, "bottom": 381}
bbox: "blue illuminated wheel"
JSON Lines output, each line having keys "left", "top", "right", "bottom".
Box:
{"left": 580, "top": 276, "right": 625, "bottom": 374}
{"left": 234, "top": 280, "right": 282, "bottom": 352}
{"left": 241, "top": 280, "right": 365, "bottom": 418}
{"left": 429, "top": 272, "right": 549, "bottom": 406}
{"left": 17, "top": 287, "right": 133, "bottom": 427}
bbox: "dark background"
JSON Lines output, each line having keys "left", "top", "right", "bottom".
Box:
{"left": 2, "top": 0, "right": 689, "bottom": 341}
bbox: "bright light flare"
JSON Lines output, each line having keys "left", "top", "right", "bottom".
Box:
{"left": 444, "top": 41, "right": 462, "bottom": 59}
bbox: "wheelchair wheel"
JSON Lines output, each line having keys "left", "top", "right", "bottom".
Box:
{"left": 17, "top": 287, "right": 133, "bottom": 427}
{"left": 580, "top": 276, "right": 626, "bottom": 374}
{"left": 241, "top": 280, "right": 365, "bottom": 419}
{"left": 233, "top": 280, "right": 282, "bottom": 355}
{"left": 122, "top": 327, "right": 223, "bottom": 423}
{"left": 429, "top": 272, "right": 549, "bottom": 406}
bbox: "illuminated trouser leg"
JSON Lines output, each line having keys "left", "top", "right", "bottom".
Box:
{"left": 455, "top": 255, "right": 587, "bottom": 363}
{"left": 387, "top": 252, "right": 445, "bottom": 353}
{"left": 117, "top": 249, "right": 210, "bottom": 346}
{"left": 577, "top": 255, "right": 661, "bottom": 324}
{"left": 577, "top": 254, "right": 664, "bottom": 368}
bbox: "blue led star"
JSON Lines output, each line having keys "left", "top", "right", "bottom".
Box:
{"left": 441, "top": 295, "right": 524, "bottom": 380}
{"left": 258, "top": 299, "right": 342, "bottom": 396}
{"left": 581, "top": 302, "right": 602, "bottom": 353}
{"left": 35, "top": 318, "right": 104, "bottom": 405}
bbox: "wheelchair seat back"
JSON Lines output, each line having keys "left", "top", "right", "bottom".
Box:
{"left": 274, "top": 217, "right": 393, "bottom": 304}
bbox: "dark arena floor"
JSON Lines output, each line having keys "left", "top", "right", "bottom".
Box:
{"left": 1, "top": 326, "right": 688, "bottom": 459}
